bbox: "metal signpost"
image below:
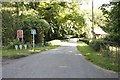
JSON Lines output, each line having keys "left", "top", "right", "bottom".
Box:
{"left": 31, "top": 29, "right": 36, "bottom": 51}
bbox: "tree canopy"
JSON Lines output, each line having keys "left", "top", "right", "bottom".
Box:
{"left": 100, "top": 1, "right": 120, "bottom": 43}
{"left": 1, "top": 2, "right": 86, "bottom": 46}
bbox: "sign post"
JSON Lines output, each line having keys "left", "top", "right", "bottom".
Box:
{"left": 31, "top": 29, "right": 36, "bottom": 51}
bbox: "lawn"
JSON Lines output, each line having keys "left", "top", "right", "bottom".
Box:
{"left": 2, "top": 45, "right": 59, "bottom": 59}
{"left": 77, "top": 41, "right": 119, "bottom": 72}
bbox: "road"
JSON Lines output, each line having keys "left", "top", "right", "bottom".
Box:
{"left": 2, "top": 38, "right": 118, "bottom": 78}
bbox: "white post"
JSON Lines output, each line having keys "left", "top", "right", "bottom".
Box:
{"left": 19, "top": 45, "right": 22, "bottom": 50}
{"left": 15, "top": 45, "right": 18, "bottom": 50}
{"left": 24, "top": 44, "right": 27, "bottom": 49}
{"left": 33, "top": 34, "right": 35, "bottom": 51}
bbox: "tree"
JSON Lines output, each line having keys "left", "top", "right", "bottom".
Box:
{"left": 22, "top": 17, "right": 50, "bottom": 45}
{"left": 100, "top": 2, "right": 120, "bottom": 43}
{"left": 2, "top": 2, "right": 18, "bottom": 45}
{"left": 1, "top": 2, "right": 86, "bottom": 46}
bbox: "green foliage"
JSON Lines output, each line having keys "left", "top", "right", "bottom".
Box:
{"left": 2, "top": 45, "right": 59, "bottom": 59}
{"left": 22, "top": 17, "right": 50, "bottom": 44}
{"left": 104, "top": 34, "right": 120, "bottom": 45}
{"left": 89, "top": 40, "right": 103, "bottom": 51}
{"left": 100, "top": 2, "right": 120, "bottom": 44}
{"left": 79, "top": 38, "right": 90, "bottom": 44}
{"left": 2, "top": 8, "right": 16, "bottom": 45}
{"left": 2, "top": 2, "right": 86, "bottom": 46}
{"left": 5, "top": 39, "right": 21, "bottom": 49}
{"left": 77, "top": 41, "right": 119, "bottom": 72}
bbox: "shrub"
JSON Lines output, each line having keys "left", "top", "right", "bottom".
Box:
{"left": 79, "top": 38, "right": 90, "bottom": 44}
{"left": 89, "top": 40, "right": 103, "bottom": 51}
{"left": 6, "top": 39, "right": 21, "bottom": 49}
{"left": 104, "top": 34, "right": 120, "bottom": 45}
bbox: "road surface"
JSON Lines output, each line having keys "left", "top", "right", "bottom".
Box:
{"left": 2, "top": 38, "right": 118, "bottom": 78}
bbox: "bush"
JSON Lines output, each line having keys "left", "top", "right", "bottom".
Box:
{"left": 79, "top": 38, "right": 90, "bottom": 44}
{"left": 104, "top": 34, "right": 120, "bottom": 45}
{"left": 89, "top": 40, "right": 103, "bottom": 51}
{"left": 5, "top": 39, "right": 21, "bottom": 49}
{"left": 4, "top": 39, "right": 31, "bottom": 49}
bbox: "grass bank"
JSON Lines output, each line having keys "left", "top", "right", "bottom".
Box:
{"left": 2, "top": 45, "right": 59, "bottom": 59}
{"left": 77, "top": 41, "right": 119, "bottom": 72}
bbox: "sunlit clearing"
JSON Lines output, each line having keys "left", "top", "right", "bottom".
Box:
{"left": 61, "top": 42, "right": 77, "bottom": 47}
{"left": 48, "top": 40, "right": 61, "bottom": 45}
{"left": 70, "top": 38, "right": 78, "bottom": 42}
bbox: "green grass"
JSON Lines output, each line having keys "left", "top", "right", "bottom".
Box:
{"left": 2, "top": 45, "right": 59, "bottom": 59}
{"left": 77, "top": 41, "right": 119, "bottom": 72}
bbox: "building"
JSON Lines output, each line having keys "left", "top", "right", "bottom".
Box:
{"left": 93, "top": 27, "right": 109, "bottom": 39}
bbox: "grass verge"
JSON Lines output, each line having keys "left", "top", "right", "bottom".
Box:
{"left": 2, "top": 45, "right": 59, "bottom": 59}
{"left": 77, "top": 41, "right": 119, "bottom": 72}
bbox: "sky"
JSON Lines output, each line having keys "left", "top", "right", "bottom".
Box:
{"left": 81, "top": 0, "right": 110, "bottom": 9}
{"left": 93, "top": 0, "right": 110, "bottom": 8}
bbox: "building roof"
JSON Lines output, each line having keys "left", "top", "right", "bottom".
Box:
{"left": 94, "top": 27, "right": 108, "bottom": 35}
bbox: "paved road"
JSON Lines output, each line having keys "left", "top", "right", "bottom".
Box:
{"left": 2, "top": 39, "right": 118, "bottom": 78}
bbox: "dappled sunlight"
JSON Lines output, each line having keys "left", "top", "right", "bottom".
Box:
{"left": 17, "top": 53, "right": 21, "bottom": 55}
{"left": 46, "top": 38, "right": 79, "bottom": 47}
{"left": 68, "top": 51, "right": 73, "bottom": 53}
{"left": 58, "top": 65, "right": 70, "bottom": 69}
{"left": 48, "top": 40, "right": 61, "bottom": 45}
{"left": 29, "top": 50, "right": 34, "bottom": 52}
{"left": 52, "top": 48, "right": 59, "bottom": 51}
{"left": 61, "top": 42, "right": 77, "bottom": 47}
{"left": 86, "top": 53, "right": 91, "bottom": 56}
{"left": 96, "top": 54, "right": 102, "bottom": 56}
{"left": 77, "top": 43, "right": 88, "bottom": 47}
{"left": 29, "top": 49, "right": 40, "bottom": 52}
{"left": 60, "top": 38, "right": 79, "bottom": 47}
{"left": 109, "top": 46, "right": 120, "bottom": 52}
{"left": 69, "top": 38, "right": 78, "bottom": 43}
{"left": 75, "top": 54, "right": 82, "bottom": 56}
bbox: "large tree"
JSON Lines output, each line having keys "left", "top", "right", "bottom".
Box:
{"left": 100, "top": 2, "right": 120, "bottom": 43}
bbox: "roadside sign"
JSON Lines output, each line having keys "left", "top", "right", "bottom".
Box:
{"left": 31, "top": 29, "right": 36, "bottom": 51}
{"left": 17, "top": 30, "right": 23, "bottom": 38}
{"left": 31, "top": 29, "right": 36, "bottom": 35}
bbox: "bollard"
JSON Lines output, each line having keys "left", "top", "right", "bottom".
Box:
{"left": 15, "top": 45, "right": 18, "bottom": 50}
{"left": 19, "top": 45, "right": 22, "bottom": 50}
{"left": 24, "top": 44, "right": 27, "bottom": 49}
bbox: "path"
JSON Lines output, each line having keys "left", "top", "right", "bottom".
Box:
{"left": 2, "top": 38, "right": 118, "bottom": 78}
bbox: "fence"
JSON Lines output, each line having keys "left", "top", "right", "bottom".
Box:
{"left": 100, "top": 41, "right": 120, "bottom": 71}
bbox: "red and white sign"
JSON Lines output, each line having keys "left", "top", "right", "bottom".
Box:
{"left": 17, "top": 30, "right": 23, "bottom": 38}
